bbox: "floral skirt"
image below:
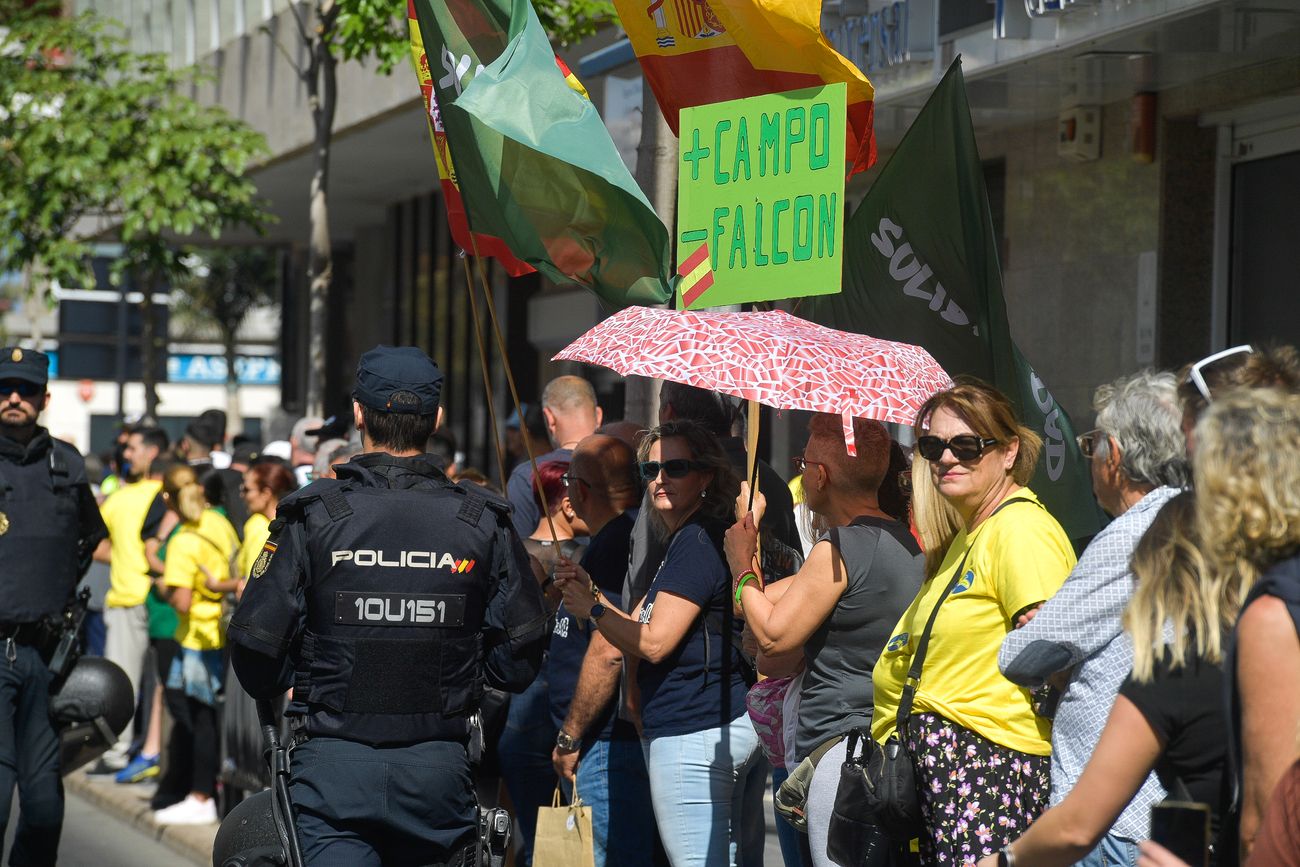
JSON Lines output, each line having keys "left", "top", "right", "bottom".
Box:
{"left": 904, "top": 711, "right": 1050, "bottom": 865}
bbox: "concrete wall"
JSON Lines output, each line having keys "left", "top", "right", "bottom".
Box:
{"left": 986, "top": 99, "right": 1162, "bottom": 425}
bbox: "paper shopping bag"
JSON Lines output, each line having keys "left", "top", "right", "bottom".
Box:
{"left": 533, "top": 784, "right": 595, "bottom": 867}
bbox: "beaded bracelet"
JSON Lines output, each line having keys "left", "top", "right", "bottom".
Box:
{"left": 733, "top": 570, "right": 760, "bottom": 607}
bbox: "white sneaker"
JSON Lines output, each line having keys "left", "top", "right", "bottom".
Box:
{"left": 153, "top": 795, "right": 218, "bottom": 825}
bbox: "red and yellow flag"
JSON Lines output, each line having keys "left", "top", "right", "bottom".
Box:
{"left": 616, "top": 0, "right": 876, "bottom": 176}
{"left": 408, "top": 1, "right": 533, "bottom": 276}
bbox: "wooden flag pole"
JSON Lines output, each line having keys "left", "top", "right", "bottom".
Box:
{"left": 459, "top": 253, "right": 509, "bottom": 489}
{"left": 466, "top": 248, "right": 558, "bottom": 545}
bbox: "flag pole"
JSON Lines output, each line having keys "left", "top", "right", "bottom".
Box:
{"left": 466, "top": 242, "right": 560, "bottom": 546}
{"left": 459, "top": 252, "right": 510, "bottom": 489}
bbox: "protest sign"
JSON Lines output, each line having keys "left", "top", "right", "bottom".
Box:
{"left": 676, "top": 83, "right": 846, "bottom": 309}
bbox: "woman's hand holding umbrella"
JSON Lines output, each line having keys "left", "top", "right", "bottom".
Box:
{"left": 725, "top": 511, "right": 762, "bottom": 617}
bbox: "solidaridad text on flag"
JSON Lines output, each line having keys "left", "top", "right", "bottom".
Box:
{"left": 676, "top": 84, "right": 846, "bottom": 310}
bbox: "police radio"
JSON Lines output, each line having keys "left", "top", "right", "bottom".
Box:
{"left": 46, "top": 586, "right": 90, "bottom": 683}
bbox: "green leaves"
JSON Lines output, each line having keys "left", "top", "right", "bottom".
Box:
{"left": 0, "top": 0, "right": 274, "bottom": 297}
{"left": 172, "top": 247, "right": 280, "bottom": 342}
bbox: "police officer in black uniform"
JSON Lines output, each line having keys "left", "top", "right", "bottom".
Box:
{"left": 0, "top": 347, "right": 107, "bottom": 865}
{"left": 228, "top": 345, "right": 549, "bottom": 867}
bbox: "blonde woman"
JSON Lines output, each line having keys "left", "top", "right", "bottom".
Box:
{"left": 1197, "top": 386, "right": 1300, "bottom": 859}
{"left": 978, "top": 492, "right": 1238, "bottom": 867}
{"left": 873, "top": 379, "right": 1075, "bottom": 862}
{"left": 152, "top": 464, "right": 239, "bottom": 825}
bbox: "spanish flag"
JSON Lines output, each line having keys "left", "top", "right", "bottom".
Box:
{"left": 617, "top": 0, "right": 876, "bottom": 176}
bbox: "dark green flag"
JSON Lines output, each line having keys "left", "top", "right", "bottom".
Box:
{"left": 410, "top": 0, "right": 672, "bottom": 309}
{"left": 806, "top": 58, "right": 1102, "bottom": 542}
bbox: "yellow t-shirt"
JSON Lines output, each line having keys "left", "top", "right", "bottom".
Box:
{"left": 237, "top": 513, "right": 272, "bottom": 581}
{"left": 871, "top": 488, "right": 1076, "bottom": 756}
{"left": 100, "top": 479, "right": 163, "bottom": 608}
{"left": 164, "top": 509, "right": 240, "bottom": 651}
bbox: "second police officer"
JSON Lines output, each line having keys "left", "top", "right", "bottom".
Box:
{"left": 0, "top": 347, "right": 108, "bottom": 865}
{"left": 228, "top": 345, "right": 549, "bottom": 866}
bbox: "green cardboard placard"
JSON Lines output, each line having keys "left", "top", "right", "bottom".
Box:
{"left": 675, "top": 83, "right": 847, "bottom": 310}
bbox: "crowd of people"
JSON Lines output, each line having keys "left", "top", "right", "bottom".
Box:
{"left": 479, "top": 350, "right": 1300, "bottom": 867}
{"left": 60, "top": 344, "right": 1300, "bottom": 866}
{"left": 82, "top": 409, "right": 352, "bottom": 823}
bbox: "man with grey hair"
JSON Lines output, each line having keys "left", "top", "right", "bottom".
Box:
{"left": 999, "top": 369, "right": 1188, "bottom": 866}
{"left": 289, "top": 416, "right": 324, "bottom": 487}
{"left": 506, "top": 375, "right": 602, "bottom": 538}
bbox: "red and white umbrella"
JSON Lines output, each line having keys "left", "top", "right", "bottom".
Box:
{"left": 553, "top": 306, "right": 951, "bottom": 453}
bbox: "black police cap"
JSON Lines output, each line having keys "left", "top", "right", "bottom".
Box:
{"left": 0, "top": 347, "right": 49, "bottom": 387}
{"left": 352, "top": 345, "right": 443, "bottom": 415}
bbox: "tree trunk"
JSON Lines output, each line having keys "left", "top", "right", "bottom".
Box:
{"left": 303, "top": 8, "right": 338, "bottom": 419}
{"left": 624, "top": 79, "right": 679, "bottom": 426}
{"left": 20, "top": 262, "right": 40, "bottom": 344}
{"left": 139, "top": 273, "right": 160, "bottom": 421}
{"left": 224, "top": 328, "right": 242, "bottom": 439}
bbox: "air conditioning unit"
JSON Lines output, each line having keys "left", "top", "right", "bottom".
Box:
{"left": 1058, "top": 105, "right": 1101, "bottom": 161}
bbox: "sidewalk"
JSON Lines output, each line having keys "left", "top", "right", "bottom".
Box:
{"left": 66, "top": 770, "right": 216, "bottom": 866}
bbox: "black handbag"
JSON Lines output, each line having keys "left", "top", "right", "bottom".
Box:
{"left": 827, "top": 497, "right": 1032, "bottom": 854}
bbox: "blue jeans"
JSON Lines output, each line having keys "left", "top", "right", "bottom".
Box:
{"left": 0, "top": 643, "right": 62, "bottom": 866}
{"left": 772, "top": 766, "right": 812, "bottom": 867}
{"left": 497, "top": 671, "right": 556, "bottom": 867}
{"left": 1076, "top": 834, "right": 1140, "bottom": 867}
{"left": 644, "top": 715, "right": 767, "bottom": 867}
{"left": 565, "top": 737, "right": 657, "bottom": 867}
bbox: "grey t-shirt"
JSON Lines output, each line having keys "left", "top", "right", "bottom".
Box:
{"left": 796, "top": 516, "right": 923, "bottom": 759}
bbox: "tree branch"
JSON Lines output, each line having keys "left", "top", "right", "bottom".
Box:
{"left": 286, "top": 0, "right": 313, "bottom": 48}
{"left": 260, "top": 23, "right": 306, "bottom": 78}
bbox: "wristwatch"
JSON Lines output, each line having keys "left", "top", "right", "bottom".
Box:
{"left": 997, "top": 848, "right": 1015, "bottom": 867}
{"left": 556, "top": 730, "right": 579, "bottom": 752}
{"left": 589, "top": 602, "right": 607, "bottom": 621}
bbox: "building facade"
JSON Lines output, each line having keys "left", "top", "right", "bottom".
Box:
{"left": 70, "top": 0, "right": 1300, "bottom": 475}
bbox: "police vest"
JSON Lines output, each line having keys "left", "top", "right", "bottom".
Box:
{"left": 287, "top": 474, "right": 505, "bottom": 745}
{"left": 0, "top": 436, "right": 85, "bottom": 623}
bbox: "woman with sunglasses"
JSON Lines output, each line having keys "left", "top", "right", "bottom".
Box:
{"left": 211, "top": 460, "right": 298, "bottom": 597}
{"left": 724, "top": 413, "right": 922, "bottom": 867}
{"left": 556, "top": 419, "right": 764, "bottom": 867}
{"left": 871, "top": 379, "right": 1075, "bottom": 862}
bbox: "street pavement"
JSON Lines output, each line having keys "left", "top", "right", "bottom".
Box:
{"left": 5, "top": 771, "right": 789, "bottom": 866}
{"left": 5, "top": 790, "right": 184, "bottom": 866}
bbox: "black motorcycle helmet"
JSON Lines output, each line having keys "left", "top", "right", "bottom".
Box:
{"left": 50, "top": 656, "right": 133, "bottom": 774}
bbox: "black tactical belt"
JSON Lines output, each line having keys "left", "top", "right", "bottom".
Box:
{"left": 0, "top": 622, "right": 43, "bottom": 645}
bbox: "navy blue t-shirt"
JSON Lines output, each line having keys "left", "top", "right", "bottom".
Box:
{"left": 548, "top": 510, "right": 637, "bottom": 742}
{"left": 636, "top": 518, "right": 749, "bottom": 739}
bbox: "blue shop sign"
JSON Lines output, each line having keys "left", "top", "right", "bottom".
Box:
{"left": 168, "top": 354, "right": 281, "bottom": 385}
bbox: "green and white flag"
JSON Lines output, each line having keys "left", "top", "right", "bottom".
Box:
{"left": 409, "top": 0, "right": 673, "bottom": 309}
{"left": 807, "top": 58, "right": 1102, "bottom": 543}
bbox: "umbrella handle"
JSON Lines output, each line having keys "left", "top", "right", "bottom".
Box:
{"left": 745, "top": 401, "right": 760, "bottom": 513}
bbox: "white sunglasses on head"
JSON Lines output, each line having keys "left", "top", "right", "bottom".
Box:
{"left": 1188, "top": 345, "right": 1253, "bottom": 402}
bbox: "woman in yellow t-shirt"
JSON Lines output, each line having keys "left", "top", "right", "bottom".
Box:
{"left": 152, "top": 464, "right": 239, "bottom": 826}
{"left": 872, "top": 379, "right": 1076, "bottom": 864}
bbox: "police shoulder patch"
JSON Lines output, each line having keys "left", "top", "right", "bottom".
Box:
{"left": 251, "top": 540, "right": 277, "bottom": 580}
